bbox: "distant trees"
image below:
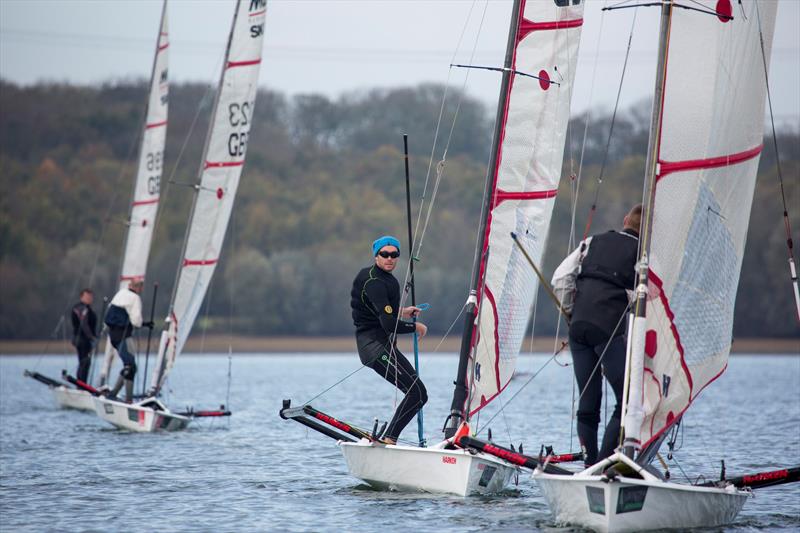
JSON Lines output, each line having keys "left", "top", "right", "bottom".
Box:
{"left": 0, "top": 80, "right": 797, "bottom": 340}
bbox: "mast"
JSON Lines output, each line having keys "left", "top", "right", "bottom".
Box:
{"left": 444, "top": 0, "right": 523, "bottom": 438}
{"left": 620, "top": 0, "right": 673, "bottom": 459}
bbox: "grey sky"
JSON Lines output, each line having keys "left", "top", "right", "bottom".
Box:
{"left": 1, "top": 0, "right": 798, "bottom": 126}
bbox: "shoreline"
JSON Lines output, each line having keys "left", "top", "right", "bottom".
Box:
{"left": 0, "top": 335, "right": 797, "bottom": 355}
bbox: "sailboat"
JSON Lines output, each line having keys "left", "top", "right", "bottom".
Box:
{"left": 92, "top": 0, "right": 267, "bottom": 432}
{"left": 533, "top": 1, "right": 799, "bottom": 531}
{"left": 24, "top": 0, "right": 170, "bottom": 412}
{"left": 281, "top": 0, "right": 585, "bottom": 496}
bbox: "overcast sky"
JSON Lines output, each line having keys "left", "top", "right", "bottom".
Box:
{"left": 1, "top": 0, "right": 798, "bottom": 126}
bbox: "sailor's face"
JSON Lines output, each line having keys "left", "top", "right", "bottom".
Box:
{"left": 375, "top": 246, "right": 399, "bottom": 272}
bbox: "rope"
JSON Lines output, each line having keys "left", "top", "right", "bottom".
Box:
{"left": 755, "top": 0, "right": 800, "bottom": 324}
{"left": 476, "top": 344, "right": 568, "bottom": 434}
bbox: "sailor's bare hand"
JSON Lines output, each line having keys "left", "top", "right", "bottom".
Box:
{"left": 401, "top": 306, "right": 422, "bottom": 319}
{"left": 415, "top": 322, "right": 428, "bottom": 338}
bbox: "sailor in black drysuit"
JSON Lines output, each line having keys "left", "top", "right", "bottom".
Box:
{"left": 551, "top": 205, "right": 642, "bottom": 466}
{"left": 70, "top": 289, "right": 97, "bottom": 383}
{"left": 350, "top": 235, "right": 428, "bottom": 445}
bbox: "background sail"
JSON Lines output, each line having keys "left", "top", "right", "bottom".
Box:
{"left": 151, "top": 0, "right": 266, "bottom": 392}
{"left": 99, "top": 4, "right": 169, "bottom": 384}
{"left": 467, "top": 0, "right": 583, "bottom": 416}
{"left": 639, "top": 0, "right": 776, "bottom": 449}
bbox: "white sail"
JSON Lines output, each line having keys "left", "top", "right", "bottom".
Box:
{"left": 150, "top": 0, "right": 267, "bottom": 392}
{"left": 99, "top": 2, "right": 169, "bottom": 384}
{"left": 467, "top": 0, "right": 583, "bottom": 415}
{"left": 634, "top": 0, "right": 777, "bottom": 450}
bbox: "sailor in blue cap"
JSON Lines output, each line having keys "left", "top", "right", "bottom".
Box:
{"left": 349, "top": 235, "right": 428, "bottom": 444}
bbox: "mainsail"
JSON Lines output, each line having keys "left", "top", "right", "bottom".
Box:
{"left": 628, "top": 0, "right": 777, "bottom": 453}
{"left": 150, "top": 0, "right": 267, "bottom": 393}
{"left": 462, "top": 0, "right": 584, "bottom": 417}
{"left": 99, "top": 2, "right": 169, "bottom": 384}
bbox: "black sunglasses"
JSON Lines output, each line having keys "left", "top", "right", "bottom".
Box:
{"left": 377, "top": 251, "right": 400, "bottom": 259}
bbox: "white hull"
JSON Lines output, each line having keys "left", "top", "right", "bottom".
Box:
{"left": 534, "top": 453, "right": 749, "bottom": 532}
{"left": 339, "top": 439, "right": 518, "bottom": 497}
{"left": 93, "top": 396, "right": 191, "bottom": 432}
{"left": 52, "top": 386, "right": 95, "bottom": 411}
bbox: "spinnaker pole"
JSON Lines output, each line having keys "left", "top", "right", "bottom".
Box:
{"left": 403, "top": 133, "right": 425, "bottom": 447}
{"left": 620, "top": 0, "right": 673, "bottom": 459}
{"left": 443, "top": 0, "right": 523, "bottom": 439}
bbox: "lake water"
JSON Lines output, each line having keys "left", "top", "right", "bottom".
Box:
{"left": 1, "top": 352, "right": 798, "bottom": 531}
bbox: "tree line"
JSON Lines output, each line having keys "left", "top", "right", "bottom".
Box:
{"left": 0, "top": 80, "right": 797, "bottom": 340}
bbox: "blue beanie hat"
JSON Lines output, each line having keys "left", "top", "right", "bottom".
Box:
{"left": 372, "top": 235, "right": 400, "bottom": 256}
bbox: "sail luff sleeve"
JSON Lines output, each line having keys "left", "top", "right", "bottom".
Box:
{"left": 464, "top": 0, "right": 585, "bottom": 417}
{"left": 445, "top": 0, "right": 524, "bottom": 431}
{"left": 635, "top": 0, "right": 777, "bottom": 455}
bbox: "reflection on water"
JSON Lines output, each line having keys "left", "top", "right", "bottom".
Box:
{"left": 1, "top": 353, "right": 798, "bottom": 531}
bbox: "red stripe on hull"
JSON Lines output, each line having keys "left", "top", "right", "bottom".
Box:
{"left": 204, "top": 160, "right": 244, "bottom": 170}
{"left": 182, "top": 259, "right": 218, "bottom": 267}
{"left": 132, "top": 197, "right": 159, "bottom": 207}
{"left": 657, "top": 144, "right": 763, "bottom": 181}
{"left": 227, "top": 59, "right": 261, "bottom": 69}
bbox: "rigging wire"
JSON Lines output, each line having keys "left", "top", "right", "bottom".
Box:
{"left": 581, "top": 7, "right": 639, "bottom": 242}
{"left": 755, "top": 0, "right": 800, "bottom": 324}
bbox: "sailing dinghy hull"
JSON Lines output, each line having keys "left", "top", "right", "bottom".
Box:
{"left": 93, "top": 397, "right": 190, "bottom": 432}
{"left": 339, "top": 440, "right": 518, "bottom": 496}
{"left": 533, "top": 453, "right": 749, "bottom": 532}
{"left": 52, "top": 386, "right": 95, "bottom": 412}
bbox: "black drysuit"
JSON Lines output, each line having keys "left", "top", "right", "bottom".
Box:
{"left": 350, "top": 265, "right": 427, "bottom": 441}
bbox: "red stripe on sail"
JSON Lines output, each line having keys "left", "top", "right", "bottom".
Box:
{"left": 132, "top": 198, "right": 159, "bottom": 207}
{"left": 204, "top": 161, "right": 244, "bottom": 169}
{"left": 249, "top": 8, "right": 266, "bottom": 17}
{"left": 227, "top": 59, "right": 261, "bottom": 69}
{"left": 658, "top": 145, "right": 763, "bottom": 180}
{"left": 158, "top": 43, "right": 169, "bottom": 52}
{"left": 120, "top": 275, "right": 144, "bottom": 281}
{"left": 182, "top": 258, "right": 218, "bottom": 267}
{"left": 495, "top": 188, "right": 558, "bottom": 205}
{"left": 467, "top": 288, "right": 514, "bottom": 417}
{"left": 146, "top": 120, "right": 167, "bottom": 129}
{"left": 518, "top": 18, "right": 583, "bottom": 41}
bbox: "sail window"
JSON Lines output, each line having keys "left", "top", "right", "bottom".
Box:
{"left": 479, "top": 466, "right": 497, "bottom": 487}
{"left": 616, "top": 486, "right": 648, "bottom": 514}
{"left": 585, "top": 486, "right": 605, "bottom": 515}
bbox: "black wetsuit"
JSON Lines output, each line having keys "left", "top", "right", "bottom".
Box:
{"left": 350, "top": 265, "right": 427, "bottom": 441}
{"left": 569, "top": 228, "right": 638, "bottom": 465}
{"left": 70, "top": 302, "right": 97, "bottom": 383}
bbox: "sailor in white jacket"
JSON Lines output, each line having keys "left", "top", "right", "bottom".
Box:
{"left": 103, "top": 279, "right": 152, "bottom": 401}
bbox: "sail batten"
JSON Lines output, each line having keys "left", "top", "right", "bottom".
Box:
{"left": 150, "top": 0, "right": 267, "bottom": 393}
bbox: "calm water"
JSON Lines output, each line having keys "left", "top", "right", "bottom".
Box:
{"left": 1, "top": 352, "right": 798, "bottom": 532}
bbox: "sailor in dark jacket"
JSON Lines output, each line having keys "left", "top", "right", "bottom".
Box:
{"left": 350, "top": 235, "right": 428, "bottom": 445}
{"left": 552, "top": 204, "right": 641, "bottom": 466}
{"left": 70, "top": 289, "right": 98, "bottom": 383}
